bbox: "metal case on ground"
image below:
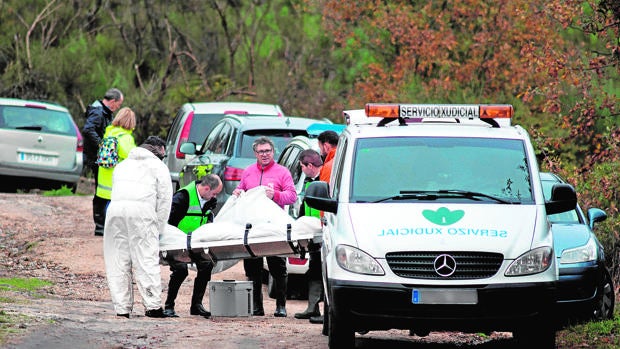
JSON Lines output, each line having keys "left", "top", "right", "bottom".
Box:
{"left": 208, "top": 280, "right": 253, "bottom": 317}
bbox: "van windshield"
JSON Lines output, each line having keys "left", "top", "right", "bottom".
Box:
{"left": 351, "top": 137, "right": 534, "bottom": 204}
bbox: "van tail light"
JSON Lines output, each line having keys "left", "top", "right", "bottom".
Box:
{"left": 223, "top": 166, "right": 244, "bottom": 181}
{"left": 176, "top": 111, "right": 195, "bottom": 159}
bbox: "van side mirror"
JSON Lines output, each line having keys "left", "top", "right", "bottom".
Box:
{"left": 545, "top": 183, "right": 577, "bottom": 215}
{"left": 305, "top": 181, "right": 338, "bottom": 214}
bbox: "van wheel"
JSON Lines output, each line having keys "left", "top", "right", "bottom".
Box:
{"left": 328, "top": 305, "right": 354, "bottom": 349}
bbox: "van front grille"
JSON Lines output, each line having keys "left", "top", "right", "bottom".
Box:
{"left": 385, "top": 251, "right": 503, "bottom": 280}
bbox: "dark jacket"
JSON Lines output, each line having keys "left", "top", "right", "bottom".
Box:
{"left": 82, "top": 100, "right": 114, "bottom": 167}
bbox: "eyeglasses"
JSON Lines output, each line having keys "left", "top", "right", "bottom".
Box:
{"left": 255, "top": 149, "right": 273, "bottom": 155}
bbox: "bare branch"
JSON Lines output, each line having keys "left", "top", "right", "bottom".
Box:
{"left": 25, "top": 0, "right": 59, "bottom": 69}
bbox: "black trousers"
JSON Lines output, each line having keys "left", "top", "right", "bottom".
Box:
{"left": 244, "top": 256, "right": 287, "bottom": 279}
{"left": 244, "top": 256, "right": 287, "bottom": 308}
{"left": 165, "top": 253, "right": 214, "bottom": 308}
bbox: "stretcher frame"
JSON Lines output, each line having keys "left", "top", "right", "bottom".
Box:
{"left": 159, "top": 223, "right": 313, "bottom": 265}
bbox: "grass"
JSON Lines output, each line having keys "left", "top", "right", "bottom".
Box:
{"left": 42, "top": 185, "right": 75, "bottom": 196}
{"left": 0, "top": 277, "right": 54, "bottom": 345}
{"left": 557, "top": 311, "right": 620, "bottom": 348}
{"left": 0, "top": 278, "right": 52, "bottom": 293}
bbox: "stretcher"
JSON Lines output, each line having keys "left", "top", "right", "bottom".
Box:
{"left": 159, "top": 218, "right": 319, "bottom": 265}
{"left": 159, "top": 186, "right": 321, "bottom": 270}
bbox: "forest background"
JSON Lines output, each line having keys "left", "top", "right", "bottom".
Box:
{"left": 0, "top": 0, "right": 618, "bottom": 283}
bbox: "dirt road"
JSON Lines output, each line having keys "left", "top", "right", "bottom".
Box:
{"left": 0, "top": 190, "right": 516, "bottom": 348}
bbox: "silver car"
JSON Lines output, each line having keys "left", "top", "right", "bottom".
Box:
{"left": 164, "top": 102, "right": 284, "bottom": 191}
{"left": 0, "top": 98, "right": 83, "bottom": 192}
{"left": 178, "top": 115, "right": 331, "bottom": 214}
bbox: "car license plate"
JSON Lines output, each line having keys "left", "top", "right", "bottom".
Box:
{"left": 411, "top": 288, "right": 478, "bottom": 304}
{"left": 18, "top": 152, "right": 58, "bottom": 166}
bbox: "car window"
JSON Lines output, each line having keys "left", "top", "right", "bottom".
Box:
{"left": 238, "top": 130, "right": 307, "bottom": 159}
{"left": 540, "top": 178, "right": 580, "bottom": 223}
{"left": 188, "top": 113, "right": 228, "bottom": 144}
{"left": 203, "top": 122, "right": 226, "bottom": 153}
{"left": 0, "top": 106, "right": 75, "bottom": 136}
{"left": 282, "top": 145, "right": 303, "bottom": 184}
{"left": 206, "top": 122, "right": 232, "bottom": 155}
{"left": 331, "top": 136, "right": 347, "bottom": 198}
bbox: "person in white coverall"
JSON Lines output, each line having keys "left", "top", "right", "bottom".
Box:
{"left": 103, "top": 136, "right": 172, "bottom": 318}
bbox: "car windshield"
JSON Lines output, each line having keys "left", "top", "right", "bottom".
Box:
{"left": 239, "top": 130, "right": 308, "bottom": 159}
{"left": 350, "top": 137, "right": 534, "bottom": 204}
{"left": 0, "top": 106, "right": 76, "bottom": 136}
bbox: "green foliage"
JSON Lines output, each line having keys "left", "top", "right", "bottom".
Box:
{"left": 43, "top": 186, "right": 75, "bottom": 197}
{"left": 558, "top": 312, "right": 620, "bottom": 348}
{"left": 0, "top": 278, "right": 52, "bottom": 292}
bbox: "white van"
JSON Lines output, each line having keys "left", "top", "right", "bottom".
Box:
{"left": 305, "top": 103, "right": 577, "bottom": 348}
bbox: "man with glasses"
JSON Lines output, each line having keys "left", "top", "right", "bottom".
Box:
{"left": 232, "top": 136, "right": 296, "bottom": 317}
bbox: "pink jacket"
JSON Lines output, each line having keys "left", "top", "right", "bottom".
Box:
{"left": 236, "top": 160, "right": 297, "bottom": 208}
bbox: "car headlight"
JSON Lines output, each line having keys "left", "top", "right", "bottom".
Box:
{"left": 335, "top": 245, "right": 385, "bottom": 275}
{"left": 505, "top": 246, "right": 553, "bottom": 276}
{"left": 560, "top": 237, "right": 597, "bottom": 264}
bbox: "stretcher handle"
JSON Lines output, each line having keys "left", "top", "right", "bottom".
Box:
{"left": 243, "top": 223, "right": 256, "bottom": 257}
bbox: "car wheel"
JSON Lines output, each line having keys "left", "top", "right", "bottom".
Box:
{"left": 593, "top": 269, "right": 615, "bottom": 321}
{"left": 328, "top": 302, "right": 354, "bottom": 349}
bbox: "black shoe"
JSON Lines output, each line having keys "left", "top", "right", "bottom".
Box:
{"left": 294, "top": 309, "right": 320, "bottom": 319}
{"left": 190, "top": 304, "right": 211, "bottom": 317}
{"left": 163, "top": 308, "right": 178, "bottom": 318}
{"left": 116, "top": 313, "right": 129, "bottom": 318}
{"left": 94, "top": 230, "right": 104, "bottom": 236}
{"left": 253, "top": 308, "right": 265, "bottom": 316}
{"left": 309, "top": 315, "right": 324, "bottom": 324}
{"left": 145, "top": 307, "right": 167, "bottom": 318}
{"left": 274, "top": 305, "right": 287, "bottom": 317}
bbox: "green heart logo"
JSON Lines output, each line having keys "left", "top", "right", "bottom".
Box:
{"left": 422, "top": 207, "right": 464, "bottom": 225}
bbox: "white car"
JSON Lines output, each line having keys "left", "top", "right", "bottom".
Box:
{"left": 0, "top": 98, "right": 83, "bottom": 192}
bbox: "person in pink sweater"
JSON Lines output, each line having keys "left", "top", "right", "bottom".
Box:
{"left": 232, "top": 136, "right": 296, "bottom": 317}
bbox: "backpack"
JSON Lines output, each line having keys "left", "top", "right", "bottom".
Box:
{"left": 96, "top": 136, "right": 120, "bottom": 168}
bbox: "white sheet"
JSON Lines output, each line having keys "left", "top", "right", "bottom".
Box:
{"left": 159, "top": 186, "right": 322, "bottom": 271}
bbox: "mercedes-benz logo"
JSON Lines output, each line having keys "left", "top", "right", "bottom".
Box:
{"left": 433, "top": 254, "right": 457, "bottom": 277}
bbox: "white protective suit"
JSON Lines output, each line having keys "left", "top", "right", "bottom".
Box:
{"left": 103, "top": 146, "right": 172, "bottom": 315}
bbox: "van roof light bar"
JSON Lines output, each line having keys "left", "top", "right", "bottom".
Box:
{"left": 364, "top": 104, "right": 514, "bottom": 127}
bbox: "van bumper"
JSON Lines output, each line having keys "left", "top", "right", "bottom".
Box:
{"left": 328, "top": 278, "right": 557, "bottom": 333}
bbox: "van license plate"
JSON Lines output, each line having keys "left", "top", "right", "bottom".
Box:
{"left": 411, "top": 288, "right": 477, "bottom": 304}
